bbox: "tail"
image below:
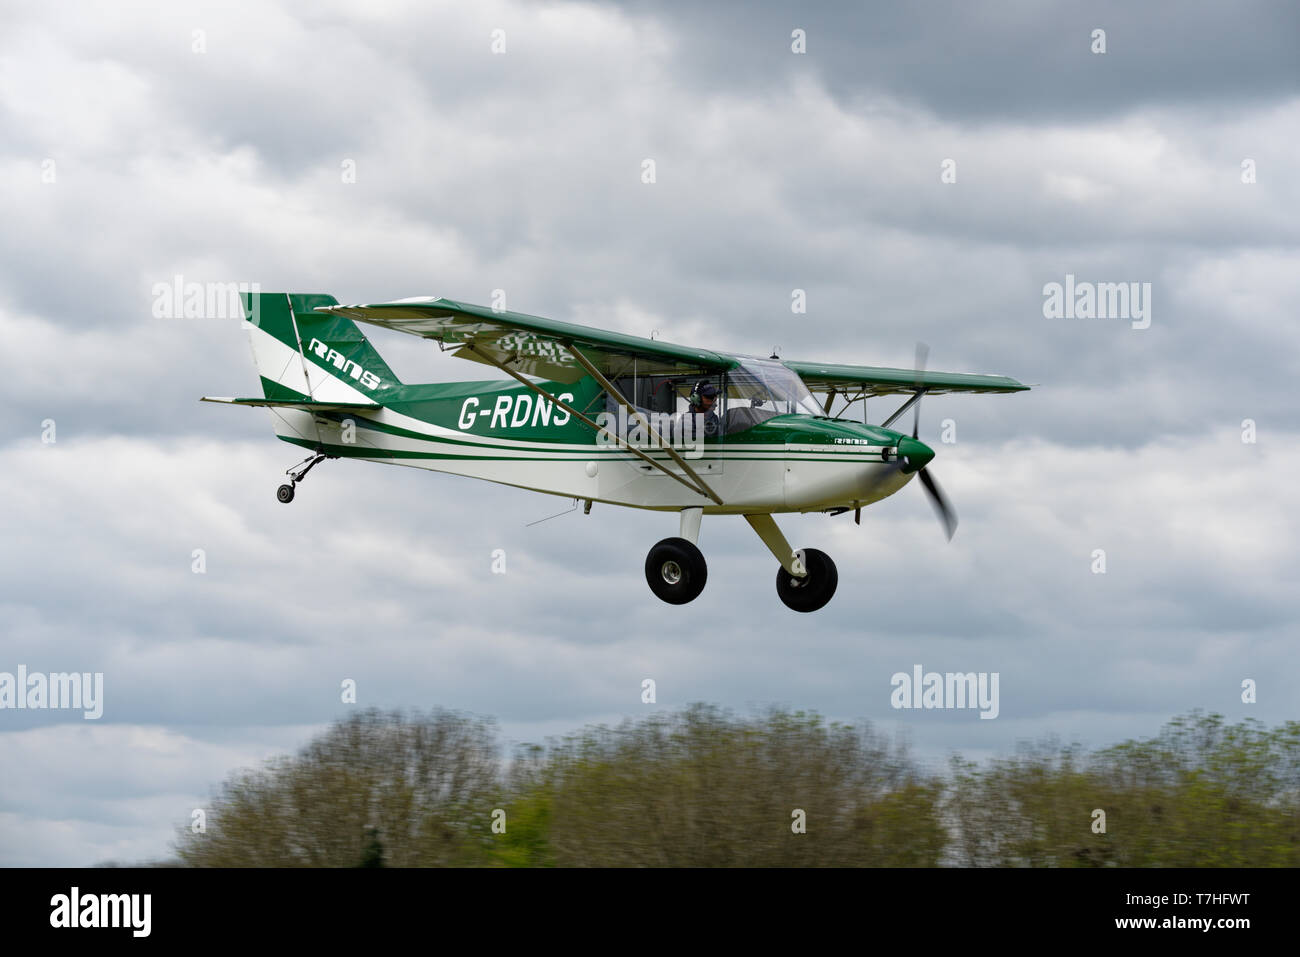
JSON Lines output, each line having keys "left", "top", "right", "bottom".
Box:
{"left": 241, "top": 292, "right": 401, "bottom": 404}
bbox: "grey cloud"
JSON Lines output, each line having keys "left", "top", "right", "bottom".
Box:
{"left": 628, "top": 0, "right": 1300, "bottom": 120}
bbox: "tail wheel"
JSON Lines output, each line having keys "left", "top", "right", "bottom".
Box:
{"left": 277, "top": 484, "right": 295, "bottom": 504}
{"left": 776, "top": 548, "right": 837, "bottom": 612}
{"left": 645, "top": 537, "right": 708, "bottom": 605}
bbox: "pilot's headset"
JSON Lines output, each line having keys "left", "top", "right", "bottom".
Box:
{"left": 689, "top": 380, "right": 716, "bottom": 407}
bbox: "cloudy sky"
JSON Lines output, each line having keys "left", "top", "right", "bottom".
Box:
{"left": 1, "top": 0, "right": 1297, "bottom": 865}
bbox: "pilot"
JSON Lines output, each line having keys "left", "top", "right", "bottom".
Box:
{"left": 688, "top": 380, "right": 722, "bottom": 439}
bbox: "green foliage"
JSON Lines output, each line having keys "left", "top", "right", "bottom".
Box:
{"left": 173, "top": 707, "right": 1300, "bottom": 867}
{"left": 485, "top": 744, "right": 556, "bottom": 867}
{"left": 176, "top": 708, "right": 501, "bottom": 867}
{"left": 942, "top": 711, "right": 1300, "bottom": 867}
{"left": 538, "top": 704, "right": 938, "bottom": 866}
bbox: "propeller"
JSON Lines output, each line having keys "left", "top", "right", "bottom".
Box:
{"left": 844, "top": 342, "right": 958, "bottom": 540}
{"left": 902, "top": 342, "right": 958, "bottom": 541}
{"left": 917, "top": 467, "right": 958, "bottom": 542}
{"left": 912, "top": 342, "right": 928, "bottom": 439}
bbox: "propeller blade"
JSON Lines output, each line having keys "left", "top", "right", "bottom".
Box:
{"left": 917, "top": 468, "right": 958, "bottom": 541}
{"left": 912, "top": 342, "right": 929, "bottom": 439}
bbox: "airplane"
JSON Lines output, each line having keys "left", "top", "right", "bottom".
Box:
{"left": 203, "top": 293, "right": 1029, "bottom": 612}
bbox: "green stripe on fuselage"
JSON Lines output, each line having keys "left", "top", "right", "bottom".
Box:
{"left": 280, "top": 387, "right": 905, "bottom": 461}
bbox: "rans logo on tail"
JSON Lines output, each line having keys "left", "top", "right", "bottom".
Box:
{"left": 307, "top": 338, "right": 381, "bottom": 390}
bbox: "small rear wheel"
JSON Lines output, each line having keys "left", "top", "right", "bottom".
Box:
{"left": 775, "top": 548, "right": 837, "bottom": 612}
{"left": 277, "top": 484, "right": 295, "bottom": 504}
{"left": 645, "top": 537, "right": 708, "bottom": 605}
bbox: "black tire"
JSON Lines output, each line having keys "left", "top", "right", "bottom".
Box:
{"left": 775, "top": 548, "right": 838, "bottom": 612}
{"left": 276, "top": 484, "right": 295, "bottom": 504}
{"left": 644, "top": 537, "right": 708, "bottom": 605}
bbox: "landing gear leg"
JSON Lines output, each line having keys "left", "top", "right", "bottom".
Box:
{"left": 277, "top": 449, "right": 334, "bottom": 504}
{"left": 744, "top": 514, "right": 838, "bottom": 612}
{"left": 679, "top": 507, "right": 703, "bottom": 544}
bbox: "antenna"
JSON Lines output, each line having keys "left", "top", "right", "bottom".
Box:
{"left": 525, "top": 499, "right": 579, "bottom": 527}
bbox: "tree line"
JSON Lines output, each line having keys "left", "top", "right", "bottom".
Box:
{"left": 171, "top": 706, "right": 1300, "bottom": 867}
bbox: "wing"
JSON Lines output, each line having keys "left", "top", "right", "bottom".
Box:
{"left": 783, "top": 360, "right": 1030, "bottom": 396}
{"left": 316, "top": 297, "right": 732, "bottom": 384}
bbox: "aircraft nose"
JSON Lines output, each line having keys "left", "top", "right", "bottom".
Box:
{"left": 896, "top": 436, "right": 935, "bottom": 473}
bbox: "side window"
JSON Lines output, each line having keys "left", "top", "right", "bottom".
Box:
{"left": 722, "top": 368, "right": 783, "bottom": 435}
{"left": 647, "top": 377, "right": 677, "bottom": 414}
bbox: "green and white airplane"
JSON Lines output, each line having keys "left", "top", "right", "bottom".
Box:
{"left": 204, "top": 293, "right": 1029, "bottom": 611}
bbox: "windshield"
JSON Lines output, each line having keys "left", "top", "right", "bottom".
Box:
{"left": 727, "top": 358, "right": 823, "bottom": 418}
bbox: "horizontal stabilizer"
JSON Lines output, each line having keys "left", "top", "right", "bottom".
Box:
{"left": 201, "top": 396, "right": 380, "bottom": 411}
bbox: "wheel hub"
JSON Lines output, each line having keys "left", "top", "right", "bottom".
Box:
{"left": 661, "top": 560, "right": 683, "bottom": 585}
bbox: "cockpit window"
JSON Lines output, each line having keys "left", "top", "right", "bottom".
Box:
{"left": 724, "top": 358, "right": 823, "bottom": 433}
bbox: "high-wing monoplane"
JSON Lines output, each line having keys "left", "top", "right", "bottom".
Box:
{"left": 204, "top": 293, "right": 1029, "bottom": 611}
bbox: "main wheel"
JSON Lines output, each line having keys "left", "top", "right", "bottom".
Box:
{"left": 645, "top": 537, "right": 708, "bottom": 605}
{"left": 277, "top": 484, "right": 295, "bottom": 504}
{"left": 775, "top": 548, "right": 838, "bottom": 612}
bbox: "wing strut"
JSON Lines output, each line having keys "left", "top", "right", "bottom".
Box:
{"left": 880, "top": 390, "right": 925, "bottom": 430}
{"left": 461, "top": 342, "right": 719, "bottom": 504}
{"left": 564, "top": 346, "right": 724, "bottom": 506}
